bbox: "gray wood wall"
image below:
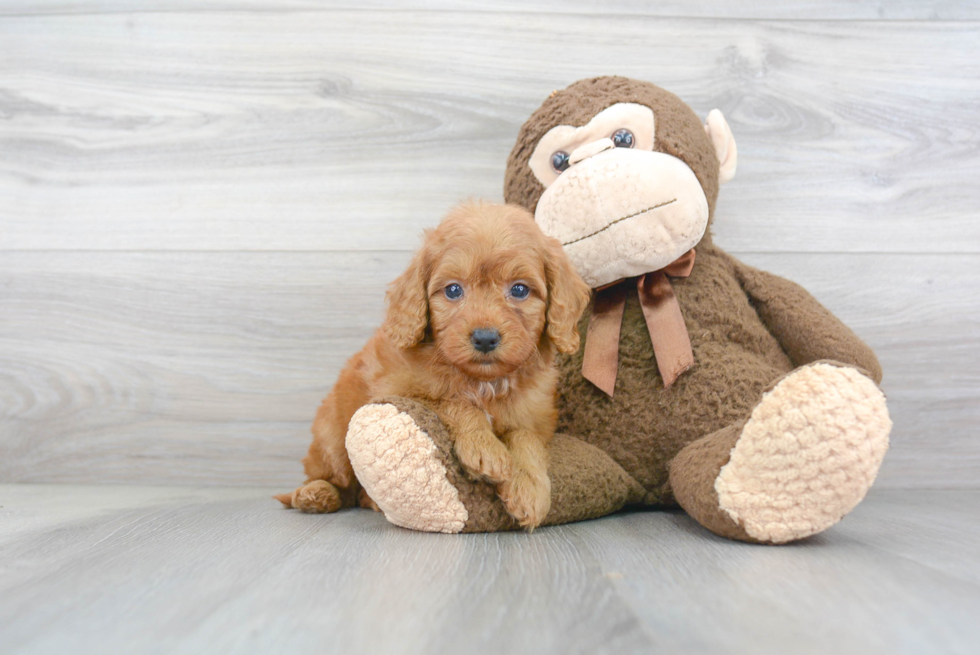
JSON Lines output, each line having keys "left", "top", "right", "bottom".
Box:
{"left": 1, "top": 2, "right": 978, "bottom": 488}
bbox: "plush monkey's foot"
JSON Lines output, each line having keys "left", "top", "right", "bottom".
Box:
{"left": 674, "top": 362, "right": 891, "bottom": 544}
{"left": 345, "top": 400, "right": 471, "bottom": 533}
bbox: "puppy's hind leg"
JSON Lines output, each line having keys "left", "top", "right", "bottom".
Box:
{"left": 274, "top": 480, "right": 343, "bottom": 513}
{"left": 274, "top": 434, "right": 350, "bottom": 513}
{"left": 276, "top": 360, "right": 370, "bottom": 513}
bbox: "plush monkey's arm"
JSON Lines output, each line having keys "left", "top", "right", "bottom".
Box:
{"left": 733, "top": 259, "right": 883, "bottom": 384}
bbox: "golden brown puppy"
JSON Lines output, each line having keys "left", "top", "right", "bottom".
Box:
{"left": 276, "top": 201, "right": 591, "bottom": 529}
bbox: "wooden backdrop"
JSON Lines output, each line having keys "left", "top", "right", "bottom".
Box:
{"left": 1, "top": 1, "right": 978, "bottom": 488}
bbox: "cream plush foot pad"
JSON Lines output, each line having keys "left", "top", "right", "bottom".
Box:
{"left": 715, "top": 363, "right": 891, "bottom": 544}
{"left": 346, "top": 403, "right": 468, "bottom": 533}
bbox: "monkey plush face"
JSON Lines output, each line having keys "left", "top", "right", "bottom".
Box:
{"left": 504, "top": 77, "right": 737, "bottom": 288}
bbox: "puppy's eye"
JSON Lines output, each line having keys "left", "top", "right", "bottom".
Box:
{"left": 612, "top": 129, "right": 634, "bottom": 148}
{"left": 551, "top": 151, "right": 570, "bottom": 173}
{"left": 444, "top": 283, "right": 464, "bottom": 300}
{"left": 510, "top": 283, "right": 530, "bottom": 299}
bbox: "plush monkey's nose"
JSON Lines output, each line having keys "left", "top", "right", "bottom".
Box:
{"left": 471, "top": 328, "right": 500, "bottom": 353}
{"left": 569, "top": 137, "right": 614, "bottom": 166}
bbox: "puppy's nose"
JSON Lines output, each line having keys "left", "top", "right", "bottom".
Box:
{"left": 471, "top": 328, "right": 500, "bottom": 353}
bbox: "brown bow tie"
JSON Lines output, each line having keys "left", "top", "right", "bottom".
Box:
{"left": 581, "top": 249, "right": 696, "bottom": 396}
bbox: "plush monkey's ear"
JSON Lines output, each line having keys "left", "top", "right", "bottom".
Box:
{"left": 704, "top": 109, "right": 738, "bottom": 183}
{"left": 543, "top": 238, "right": 592, "bottom": 354}
{"left": 382, "top": 242, "right": 431, "bottom": 349}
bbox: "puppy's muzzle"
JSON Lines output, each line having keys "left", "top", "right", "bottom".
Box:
{"left": 471, "top": 328, "right": 500, "bottom": 353}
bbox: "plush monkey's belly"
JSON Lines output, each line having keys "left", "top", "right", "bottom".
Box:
{"left": 555, "top": 250, "right": 794, "bottom": 504}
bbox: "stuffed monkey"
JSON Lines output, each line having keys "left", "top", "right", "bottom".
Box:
{"left": 333, "top": 77, "right": 892, "bottom": 544}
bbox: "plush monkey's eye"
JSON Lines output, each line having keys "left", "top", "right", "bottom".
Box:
{"left": 612, "top": 129, "right": 634, "bottom": 148}
{"left": 445, "top": 283, "right": 464, "bottom": 300}
{"left": 551, "top": 151, "right": 570, "bottom": 173}
{"left": 510, "top": 283, "right": 530, "bottom": 299}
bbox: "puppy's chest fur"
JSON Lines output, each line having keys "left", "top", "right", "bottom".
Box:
{"left": 464, "top": 377, "right": 512, "bottom": 404}
{"left": 462, "top": 376, "right": 515, "bottom": 425}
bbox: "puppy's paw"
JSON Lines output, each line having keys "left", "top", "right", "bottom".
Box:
{"left": 498, "top": 469, "right": 551, "bottom": 531}
{"left": 455, "top": 435, "right": 512, "bottom": 484}
{"left": 289, "top": 480, "right": 343, "bottom": 513}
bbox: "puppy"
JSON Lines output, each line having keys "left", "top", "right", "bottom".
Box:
{"left": 276, "top": 201, "right": 591, "bottom": 529}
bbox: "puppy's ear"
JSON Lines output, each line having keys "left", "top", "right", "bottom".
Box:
{"left": 383, "top": 237, "right": 431, "bottom": 349}
{"left": 543, "top": 237, "right": 592, "bottom": 354}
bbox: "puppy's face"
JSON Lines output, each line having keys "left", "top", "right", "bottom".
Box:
{"left": 384, "top": 203, "right": 591, "bottom": 380}
{"left": 427, "top": 238, "right": 547, "bottom": 380}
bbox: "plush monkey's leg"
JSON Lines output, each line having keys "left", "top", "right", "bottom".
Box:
{"left": 345, "top": 396, "right": 645, "bottom": 533}
{"left": 544, "top": 432, "right": 646, "bottom": 527}
{"left": 670, "top": 361, "right": 891, "bottom": 544}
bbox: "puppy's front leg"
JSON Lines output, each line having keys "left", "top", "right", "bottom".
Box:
{"left": 437, "top": 402, "right": 512, "bottom": 484}
{"left": 497, "top": 430, "right": 551, "bottom": 530}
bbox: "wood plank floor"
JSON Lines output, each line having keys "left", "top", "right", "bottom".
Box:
{"left": 1, "top": 485, "right": 978, "bottom": 654}
{"left": 2, "top": 4, "right": 978, "bottom": 651}
{"left": 3, "top": 1, "right": 977, "bottom": 20}
{"left": 2, "top": 4, "right": 979, "bottom": 490}
{"left": 2, "top": 13, "right": 977, "bottom": 254}
{"left": 2, "top": 251, "right": 977, "bottom": 488}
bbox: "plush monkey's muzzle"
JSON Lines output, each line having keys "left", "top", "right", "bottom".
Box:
{"left": 533, "top": 147, "right": 709, "bottom": 289}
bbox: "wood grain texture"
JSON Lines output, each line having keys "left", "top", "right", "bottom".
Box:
{"left": 0, "top": 251, "right": 406, "bottom": 487}
{"left": 1, "top": 13, "right": 978, "bottom": 253}
{"left": 1, "top": 1, "right": 977, "bottom": 19}
{"left": 1, "top": 251, "right": 977, "bottom": 488}
{"left": 1, "top": 7, "right": 977, "bottom": 492}
{"left": 1, "top": 485, "right": 978, "bottom": 654}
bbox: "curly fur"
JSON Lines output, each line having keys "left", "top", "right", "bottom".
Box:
{"left": 276, "top": 201, "right": 591, "bottom": 530}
